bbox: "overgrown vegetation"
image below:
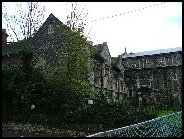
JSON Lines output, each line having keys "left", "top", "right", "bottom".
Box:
{"left": 2, "top": 34, "right": 158, "bottom": 133}
{"left": 2, "top": 2, "right": 164, "bottom": 136}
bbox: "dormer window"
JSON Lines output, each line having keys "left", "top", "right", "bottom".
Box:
{"left": 48, "top": 24, "right": 54, "bottom": 34}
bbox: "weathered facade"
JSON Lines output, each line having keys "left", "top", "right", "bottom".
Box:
{"left": 33, "top": 13, "right": 68, "bottom": 65}
{"left": 34, "top": 14, "right": 128, "bottom": 102}
{"left": 88, "top": 42, "right": 128, "bottom": 103}
{"left": 31, "top": 13, "right": 130, "bottom": 103}
{"left": 121, "top": 48, "right": 182, "bottom": 106}
{"left": 2, "top": 13, "right": 182, "bottom": 106}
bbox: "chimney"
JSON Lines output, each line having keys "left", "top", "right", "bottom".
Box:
{"left": 103, "top": 42, "right": 107, "bottom": 46}
{"left": 125, "top": 47, "right": 127, "bottom": 54}
{"left": 2, "top": 29, "right": 9, "bottom": 46}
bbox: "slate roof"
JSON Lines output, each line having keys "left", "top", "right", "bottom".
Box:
{"left": 121, "top": 47, "right": 182, "bottom": 59}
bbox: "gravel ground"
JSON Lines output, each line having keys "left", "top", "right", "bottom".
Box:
{"left": 2, "top": 128, "right": 62, "bottom": 137}
{"left": 2, "top": 122, "right": 87, "bottom": 137}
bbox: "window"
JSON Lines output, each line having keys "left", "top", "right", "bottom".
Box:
{"left": 140, "top": 79, "right": 149, "bottom": 86}
{"left": 126, "top": 59, "right": 131, "bottom": 68}
{"left": 94, "top": 66, "right": 101, "bottom": 77}
{"left": 146, "top": 58, "right": 153, "bottom": 68}
{"left": 153, "top": 75, "right": 163, "bottom": 90}
{"left": 48, "top": 24, "right": 54, "bottom": 34}
{"left": 122, "top": 60, "right": 127, "bottom": 68}
{"left": 157, "top": 57, "right": 166, "bottom": 67}
{"left": 115, "top": 92, "right": 119, "bottom": 102}
{"left": 94, "top": 76, "right": 101, "bottom": 86}
{"left": 105, "top": 66, "right": 109, "bottom": 76}
{"left": 177, "top": 54, "right": 182, "bottom": 65}
{"left": 172, "top": 73, "right": 178, "bottom": 80}
{"left": 140, "top": 58, "right": 145, "bottom": 68}
{"left": 103, "top": 77, "right": 107, "bottom": 88}
{"left": 172, "top": 80, "right": 179, "bottom": 92}
{"left": 166, "top": 57, "right": 172, "bottom": 66}
{"left": 172, "top": 56, "right": 178, "bottom": 65}
{"left": 115, "top": 81, "right": 118, "bottom": 91}
{"left": 119, "top": 81, "right": 124, "bottom": 92}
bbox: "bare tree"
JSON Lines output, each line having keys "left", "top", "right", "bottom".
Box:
{"left": 65, "top": 2, "right": 88, "bottom": 33}
{"left": 2, "top": 2, "right": 45, "bottom": 42}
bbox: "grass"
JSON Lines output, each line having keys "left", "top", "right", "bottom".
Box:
{"left": 158, "top": 110, "right": 174, "bottom": 117}
{"left": 157, "top": 110, "right": 182, "bottom": 127}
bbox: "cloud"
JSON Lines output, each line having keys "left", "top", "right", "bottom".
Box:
{"left": 2, "top": 2, "right": 181, "bottom": 57}
{"left": 83, "top": 2, "right": 182, "bottom": 56}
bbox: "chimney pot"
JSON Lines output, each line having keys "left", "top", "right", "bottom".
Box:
{"left": 2, "top": 28, "right": 9, "bottom": 46}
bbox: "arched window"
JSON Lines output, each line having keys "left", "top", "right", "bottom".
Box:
{"left": 48, "top": 24, "right": 54, "bottom": 34}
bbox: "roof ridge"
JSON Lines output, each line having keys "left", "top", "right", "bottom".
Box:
{"left": 121, "top": 47, "right": 182, "bottom": 58}
{"left": 134, "top": 47, "right": 182, "bottom": 54}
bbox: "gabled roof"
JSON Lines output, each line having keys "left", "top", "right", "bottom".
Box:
{"left": 121, "top": 47, "right": 182, "bottom": 58}
{"left": 2, "top": 13, "right": 66, "bottom": 57}
{"left": 92, "top": 42, "right": 111, "bottom": 61}
{"left": 34, "top": 13, "right": 67, "bottom": 37}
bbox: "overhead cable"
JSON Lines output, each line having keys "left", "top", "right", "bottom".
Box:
{"left": 87, "top": 2, "right": 166, "bottom": 23}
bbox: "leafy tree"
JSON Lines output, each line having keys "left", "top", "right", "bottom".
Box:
{"left": 48, "top": 3, "right": 94, "bottom": 111}
{"left": 65, "top": 2, "right": 88, "bottom": 33}
{"left": 2, "top": 37, "right": 48, "bottom": 116}
{"left": 51, "top": 26, "right": 93, "bottom": 111}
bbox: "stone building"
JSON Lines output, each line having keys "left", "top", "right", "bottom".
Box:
{"left": 2, "top": 13, "right": 182, "bottom": 106}
{"left": 32, "top": 13, "right": 130, "bottom": 103}
{"left": 88, "top": 42, "right": 128, "bottom": 103}
{"left": 33, "top": 13, "right": 68, "bottom": 65}
{"left": 121, "top": 47, "right": 182, "bottom": 106}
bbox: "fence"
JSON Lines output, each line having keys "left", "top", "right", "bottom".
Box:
{"left": 86, "top": 111, "right": 182, "bottom": 137}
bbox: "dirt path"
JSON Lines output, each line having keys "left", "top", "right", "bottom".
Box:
{"left": 2, "top": 122, "right": 87, "bottom": 137}
{"left": 2, "top": 128, "right": 65, "bottom": 137}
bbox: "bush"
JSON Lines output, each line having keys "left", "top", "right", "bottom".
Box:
{"left": 62, "top": 103, "right": 157, "bottom": 129}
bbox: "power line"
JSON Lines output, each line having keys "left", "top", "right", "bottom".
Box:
{"left": 87, "top": 2, "right": 166, "bottom": 23}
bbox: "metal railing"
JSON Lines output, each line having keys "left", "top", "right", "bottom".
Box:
{"left": 86, "top": 111, "right": 182, "bottom": 137}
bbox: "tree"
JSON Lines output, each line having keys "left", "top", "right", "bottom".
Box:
{"left": 65, "top": 2, "right": 88, "bottom": 33}
{"left": 55, "top": 29, "right": 93, "bottom": 110}
{"left": 49, "top": 2, "right": 94, "bottom": 111}
{"left": 2, "top": 2, "right": 45, "bottom": 42}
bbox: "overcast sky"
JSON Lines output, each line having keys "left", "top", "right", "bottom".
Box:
{"left": 2, "top": 2, "right": 182, "bottom": 57}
